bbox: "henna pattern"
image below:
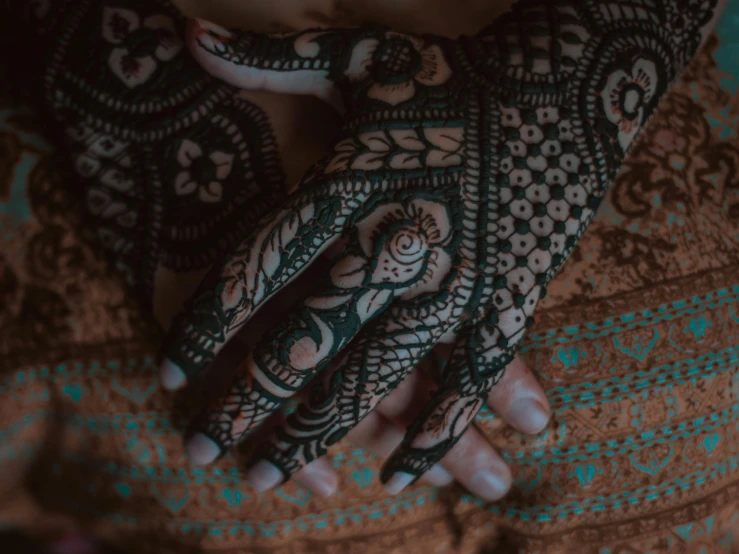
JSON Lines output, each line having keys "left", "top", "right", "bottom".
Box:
{"left": 159, "top": 0, "right": 719, "bottom": 486}
{"left": 16, "top": 0, "right": 286, "bottom": 302}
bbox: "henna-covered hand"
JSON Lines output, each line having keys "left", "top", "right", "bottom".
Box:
{"left": 159, "top": 0, "right": 718, "bottom": 492}
{"left": 9, "top": 0, "right": 558, "bottom": 499}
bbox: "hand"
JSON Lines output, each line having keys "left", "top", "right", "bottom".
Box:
{"left": 160, "top": 0, "right": 717, "bottom": 493}
{"left": 19, "top": 0, "right": 554, "bottom": 500}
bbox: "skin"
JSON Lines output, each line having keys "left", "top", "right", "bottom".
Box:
{"left": 159, "top": 0, "right": 724, "bottom": 496}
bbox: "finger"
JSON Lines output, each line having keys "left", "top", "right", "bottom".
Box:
{"left": 374, "top": 295, "right": 546, "bottom": 491}
{"left": 184, "top": 242, "right": 405, "bottom": 466}
{"left": 486, "top": 354, "right": 550, "bottom": 434}
{"left": 386, "top": 420, "right": 512, "bottom": 501}
{"left": 245, "top": 298, "right": 461, "bottom": 487}
{"left": 381, "top": 327, "right": 508, "bottom": 491}
{"left": 349, "top": 370, "right": 455, "bottom": 486}
{"left": 369, "top": 367, "right": 511, "bottom": 500}
{"left": 229, "top": 261, "right": 343, "bottom": 499}
{"left": 292, "top": 456, "right": 339, "bottom": 497}
{"left": 159, "top": 192, "right": 357, "bottom": 389}
{"left": 347, "top": 411, "right": 454, "bottom": 487}
{"left": 188, "top": 19, "right": 379, "bottom": 102}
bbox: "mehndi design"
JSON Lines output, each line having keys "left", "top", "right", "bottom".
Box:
{"left": 20, "top": 0, "right": 286, "bottom": 302}
{"left": 162, "top": 0, "right": 718, "bottom": 487}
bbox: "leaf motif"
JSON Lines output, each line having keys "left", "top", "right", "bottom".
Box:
{"left": 330, "top": 255, "right": 367, "bottom": 288}
{"left": 325, "top": 152, "right": 353, "bottom": 174}
{"left": 355, "top": 288, "right": 392, "bottom": 323}
{"left": 424, "top": 127, "right": 464, "bottom": 152}
{"left": 221, "top": 274, "right": 245, "bottom": 312}
{"left": 325, "top": 140, "right": 355, "bottom": 174}
{"left": 426, "top": 150, "right": 462, "bottom": 167}
{"left": 389, "top": 129, "right": 425, "bottom": 151}
{"left": 358, "top": 130, "right": 392, "bottom": 152}
{"left": 353, "top": 151, "right": 387, "bottom": 170}
{"left": 389, "top": 151, "right": 422, "bottom": 170}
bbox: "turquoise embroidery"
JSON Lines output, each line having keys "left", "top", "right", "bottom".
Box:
{"left": 351, "top": 468, "right": 374, "bottom": 488}
{"left": 686, "top": 316, "right": 712, "bottom": 340}
{"left": 275, "top": 486, "right": 312, "bottom": 507}
{"left": 614, "top": 329, "right": 660, "bottom": 361}
{"left": 112, "top": 375, "right": 158, "bottom": 405}
{"left": 701, "top": 433, "right": 722, "bottom": 456}
{"left": 219, "top": 487, "right": 248, "bottom": 507}
{"left": 554, "top": 346, "right": 587, "bottom": 369}
{"left": 114, "top": 482, "right": 132, "bottom": 499}
{"left": 150, "top": 484, "right": 190, "bottom": 512}
{"left": 62, "top": 383, "right": 85, "bottom": 403}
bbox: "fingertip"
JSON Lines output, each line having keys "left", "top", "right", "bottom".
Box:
{"left": 487, "top": 355, "right": 551, "bottom": 435}
{"left": 384, "top": 472, "right": 416, "bottom": 495}
{"left": 469, "top": 464, "right": 511, "bottom": 502}
{"left": 185, "top": 432, "right": 222, "bottom": 466}
{"left": 297, "top": 459, "right": 339, "bottom": 497}
{"left": 506, "top": 398, "right": 550, "bottom": 434}
{"left": 424, "top": 464, "right": 455, "bottom": 487}
{"left": 246, "top": 459, "right": 285, "bottom": 492}
{"left": 159, "top": 358, "right": 187, "bottom": 391}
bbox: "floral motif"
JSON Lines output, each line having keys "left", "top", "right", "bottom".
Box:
{"left": 600, "top": 58, "right": 657, "bottom": 153}
{"left": 327, "top": 200, "right": 452, "bottom": 322}
{"left": 101, "top": 8, "right": 182, "bottom": 88}
{"left": 347, "top": 33, "right": 452, "bottom": 106}
{"left": 174, "top": 139, "right": 233, "bottom": 204}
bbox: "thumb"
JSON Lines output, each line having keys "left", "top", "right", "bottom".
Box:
{"left": 187, "top": 19, "right": 380, "bottom": 105}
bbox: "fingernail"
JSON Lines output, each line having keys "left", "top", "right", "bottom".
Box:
{"left": 246, "top": 460, "right": 284, "bottom": 492}
{"left": 424, "top": 464, "right": 454, "bottom": 487}
{"left": 469, "top": 469, "right": 509, "bottom": 501}
{"left": 300, "top": 467, "right": 338, "bottom": 497}
{"left": 159, "top": 358, "right": 187, "bottom": 391}
{"left": 185, "top": 433, "right": 222, "bottom": 465}
{"left": 194, "top": 18, "right": 234, "bottom": 39}
{"left": 506, "top": 398, "right": 550, "bottom": 434}
{"left": 384, "top": 472, "right": 415, "bottom": 495}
